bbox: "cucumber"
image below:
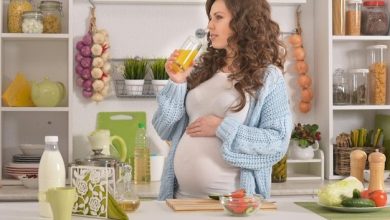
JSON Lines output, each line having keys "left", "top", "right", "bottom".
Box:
{"left": 352, "top": 189, "right": 361, "bottom": 199}
{"left": 341, "top": 198, "right": 376, "bottom": 207}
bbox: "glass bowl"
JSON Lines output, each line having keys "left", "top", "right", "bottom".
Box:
{"left": 220, "top": 195, "right": 262, "bottom": 217}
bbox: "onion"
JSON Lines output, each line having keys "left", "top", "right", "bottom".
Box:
{"left": 84, "top": 86, "right": 93, "bottom": 92}
{"left": 76, "top": 77, "right": 84, "bottom": 87}
{"left": 76, "top": 41, "right": 84, "bottom": 50}
{"left": 81, "top": 71, "right": 92, "bottom": 80}
{"left": 75, "top": 53, "right": 83, "bottom": 62}
{"left": 80, "top": 57, "right": 92, "bottom": 68}
{"left": 82, "top": 79, "right": 93, "bottom": 89}
{"left": 75, "top": 64, "right": 84, "bottom": 75}
{"left": 82, "top": 33, "right": 93, "bottom": 46}
{"left": 80, "top": 46, "right": 91, "bottom": 57}
{"left": 82, "top": 89, "right": 93, "bottom": 98}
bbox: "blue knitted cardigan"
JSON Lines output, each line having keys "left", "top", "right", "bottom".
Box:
{"left": 152, "top": 65, "right": 292, "bottom": 200}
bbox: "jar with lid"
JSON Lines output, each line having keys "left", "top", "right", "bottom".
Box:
{"left": 333, "top": 0, "right": 346, "bottom": 35}
{"left": 22, "top": 11, "right": 43, "bottom": 34}
{"left": 39, "top": 0, "right": 62, "bottom": 33}
{"left": 346, "top": 0, "right": 362, "bottom": 35}
{"left": 333, "top": 68, "right": 351, "bottom": 105}
{"left": 350, "top": 68, "right": 369, "bottom": 104}
{"left": 7, "top": 0, "right": 33, "bottom": 33}
{"left": 366, "top": 45, "right": 387, "bottom": 105}
{"left": 361, "top": 0, "right": 389, "bottom": 35}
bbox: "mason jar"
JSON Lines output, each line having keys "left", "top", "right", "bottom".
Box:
{"left": 333, "top": 68, "right": 351, "bottom": 105}
{"left": 361, "top": 0, "right": 389, "bottom": 35}
{"left": 346, "top": 0, "right": 362, "bottom": 35}
{"left": 350, "top": 69, "right": 369, "bottom": 104}
{"left": 22, "top": 11, "right": 43, "bottom": 33}
{"left": 7, "top": 0, "right": 33, "bottom": 33}
{"left": 367, "top": 45, "right": 387, "bottom": 105}
{"left": 39, "top": 0, "right": 62, "bottom": 33}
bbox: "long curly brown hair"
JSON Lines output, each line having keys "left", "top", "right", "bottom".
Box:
{"left": 187, "top": 0, "right": 286, "bottom": 111}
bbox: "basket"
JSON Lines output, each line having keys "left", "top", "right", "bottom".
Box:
{"left": 334, "top": 145, "right": 385, "bottom": 176}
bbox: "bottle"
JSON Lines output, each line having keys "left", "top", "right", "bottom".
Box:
{"left": 39, "top": 0, "right": 62, "bottom": 33}
{"left": 133, "top": 123, "right": 150, "bottom": 184}
{"left": 346, "top": 0, "right": 362, "bottom": 35}
{"left": 116, "top": 164, "right": 140, "bottom": 212}
{"left": 366, "top": 45, "right": 387, "bottom": 105}
{"left": 350, "top": 149, "right": 367, "bottom": 183}
{"left": 368, "top": 149, "right": 386, "bottom": 192}
{"left": 7, "top": 0, "right": 33, "bottom": 33}
{"left": 38, "top": 136, "right": 66, "bottom": 217}
{"left": 171, "top": 28, "right": 207, "bottom": 73}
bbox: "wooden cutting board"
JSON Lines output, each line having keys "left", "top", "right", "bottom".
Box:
{"left": 166, "top": 199, "right": 277, "bottom": 211}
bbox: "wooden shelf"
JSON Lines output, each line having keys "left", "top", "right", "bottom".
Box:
{"left": 93, "top": 0, "right": 306, "bottom": 5}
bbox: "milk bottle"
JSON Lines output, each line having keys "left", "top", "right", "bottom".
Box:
{"left": 38, "top": 136, "right": 66, "bottom": 217}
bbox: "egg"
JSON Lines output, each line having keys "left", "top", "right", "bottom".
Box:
{"left": 299, "top": 101, "right": 311, "bottom": 113}
{"left": 289, "top": 34, "right": 302, "bottom": 47}
{"left": 298, "top": 74, "right": 312, "bottom": 89}
{"left": 301, "top": 88, "right": 313, "bottom": 102}
{"left": 293, "top": 47, "right": 305, "bottom": 61}
{"left": 295, "top": 61, "right": 308, "bottom": 74}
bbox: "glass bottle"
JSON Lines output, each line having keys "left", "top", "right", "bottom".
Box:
{"left": 171, "top": 29, "right": 206, "bottom": 73}
{"left": 116, "top": 164, "right": 140, "bottom": 212}
{"left": 361, "top": 0, "right": 389, "bottom": 35}
{"left": 350, "top": 68, "right": 368, "bottom": 104}
{"left": 22, "top": 11, "right": 43, "bottom": 33}
{"left": 333, "top": 68, "right": 351, "bottom": 105}
{"left": 271, "top": 154, "right": 287, "bottom": 183}
{"left": 366, "top": 45, "right": 387, "bottom": 105}
{"left": 133, "top": 123, "right": 150, "bottom": 184}
{"left": 39, "top": 0, "right": 62, "bottom": 33}
{"left": 346, "top": 0, "right": 362, "bottom": 35}
{"left": 38, "top": 136, "right": 65, "bottom": 218}
{"left": 7, "top": 0, "right": 33, "bottom": 33}
{"left": 333, "top": 0, "right": 346, "bottom": 35}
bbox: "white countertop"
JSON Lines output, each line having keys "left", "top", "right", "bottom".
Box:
{"left": 0, "top": 198, "right": 325, "bottom": 220}
{"left": 1, "top": 179, "right": 389, "bottom": 201}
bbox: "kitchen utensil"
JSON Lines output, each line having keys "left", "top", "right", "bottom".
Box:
{"left": 220, "top": 195, "right": 263, "bottom": 216}
{"left": 96, "top": 112, "right": 146, "bottom": 164}
{"left": 18, "top": 174, "right": 38, "bottom": 188}
{"left": 166, "top": 199, "right": 276, "bottom": 211}
{"left": 19, "top": 144, "right": 45, "bottom": 156}
{"left": 31, "top": 77, "right": 65, "bottom": 107}
{"left": 46, "top": 187, "right": 76, "bottom": 220}
{"left": 88, "top": 129, "right": 127, "bottom": 162}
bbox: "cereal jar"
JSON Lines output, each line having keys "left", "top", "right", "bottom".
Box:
{"left": 39, "top": 0, "right": 62, "bottom": 33}
{"left": 367, "top": 45, "right": 387, "bottom": 105}
{"left": 7, "top": 0, "right": 33, "bottom": 33}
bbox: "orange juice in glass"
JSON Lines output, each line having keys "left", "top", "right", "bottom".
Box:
{"left": 172, "top": 36, "right": 203, "bottom": 73}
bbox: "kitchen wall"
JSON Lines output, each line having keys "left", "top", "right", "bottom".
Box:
{"left": 72, "top": 0, "right": 316, "bottom": 160}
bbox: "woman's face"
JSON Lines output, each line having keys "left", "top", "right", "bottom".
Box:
{"left": 207, "top": 0, "right": 234, "bottom": 51}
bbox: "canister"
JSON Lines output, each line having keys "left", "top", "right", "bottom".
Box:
{"left": 346, "top": 0, "right": 362, "bottom": 35}
{"left": 39, "top": 0, "right": 62, "bottom": 33}
{"left": 350, "top": 68, "right": 368, "bottom": 104}
{"left": 22, "top": 11, "right": 43, "bottom": 33}
{"left": 333, "top": 0, "right": 346, "bottom": 35}
{"left": 333, "top": 68, "right": 351, "bottom": 105}
{"left": 366, "top": 45, "right": 387, "bottom": 105}
{"left": 7, "top": 0, "right": 33, "bottom": 33}
{"left": 361, "top": 0, "right": 389, "bottom": 35}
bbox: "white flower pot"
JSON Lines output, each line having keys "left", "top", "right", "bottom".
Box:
{"left": 151, "top": 79, "right": 168, "bottom": 95}
{"left": 288, "top": 140, "right": 319, "bottom": 160}
{"left": 125, "top": 79, "right": 144, "bottom": 96}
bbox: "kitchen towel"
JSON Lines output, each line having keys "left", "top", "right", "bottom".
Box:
{"left": 295, "top": 202, "right": 390, "bottom": 220}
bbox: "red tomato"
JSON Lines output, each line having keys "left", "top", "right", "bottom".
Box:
{"left": 360, "top": 189, "right": 370, "bottom": 199}
{"left": 231, "top": 188, "right": 246, "bottom": 198}
{"left": 369, "top": 190, "right": 387, "bottom": 207}
{"left": 227, "top": 201, "right": 248, "bottom": 214}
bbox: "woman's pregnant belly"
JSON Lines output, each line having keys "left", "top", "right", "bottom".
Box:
{"left": 174, "top": 133, "right": 240, "bottom": 198}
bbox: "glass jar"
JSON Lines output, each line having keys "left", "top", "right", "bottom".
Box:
{"left": 367, "top": 45, "right": 387, "bottom": 105}
{"left": 350, "top": 69, "right": 369, "bottom": 104}
{"left": 346, "top": 0, "right": 362, "bottom": 35}
{"left": 22, "top": 11, "right": 43, "bottom": 34}
{"left": 333, "top": 0, "right": 346, "bottom": 35}
{"left": 361, "top": 0, "right": 389, "bottom": 35}
{"left": 7, "top": 0, "right": 33, "bottom": 33}
{"left": 333, "top": 68, "right": 351, "bottom": 105}
{"left": 39, "top": 0, "right": 62, "bottom": 33}
{"left": 271, "top": 154, "right": 287, "bottom": 183}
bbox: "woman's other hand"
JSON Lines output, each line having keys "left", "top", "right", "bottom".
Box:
{"left": 186, "top": 115, "right": 223, "bottom": 137}
{"left": 165, "top": 50, "right": 194, "bottom": 84}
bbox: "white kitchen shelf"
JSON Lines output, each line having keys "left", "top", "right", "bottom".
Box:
{"left": 286, "top": 149, "right": 324, "bottom": 180}
{"left": 1, "top": 33, "right": 69, "bottom": 40}
{"left": 93, "top": 0, "right": 306, "bottom": 5}
{"left": 1, "top": 107, "right": 69, "bottom": 112}
{"left": 333, "top": 36, "right": 390, "bottom": 41}
{"left": 332, "top": 105, "right": 390, "bottom": 110}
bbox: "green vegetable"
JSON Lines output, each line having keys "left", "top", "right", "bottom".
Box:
{"left": 317, "top": 176, "right": 364, "bottom": 206}
{"left": 352, "top": 189, "right": 361, "bottom": 199}
{"left": 341, "top": 197, "right": 376, "bottom": 207}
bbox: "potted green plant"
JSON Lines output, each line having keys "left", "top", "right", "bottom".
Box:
{"left": 150, "top": 58, "right": 169, "bottom": 94}
{"left": 289, "top": 123, "right": 321, "bottom": 160}
{"left": 123, "top": 58, "right": 148, "bottom": 95}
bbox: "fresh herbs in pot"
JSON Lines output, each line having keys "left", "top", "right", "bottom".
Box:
{"left": 151, "top": 58, "right": 169, "bottom": 80}
{"left": 123, "top": 58, "right": 148, "bottom": 80}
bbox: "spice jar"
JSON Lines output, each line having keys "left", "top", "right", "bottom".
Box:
{"left": 7, "top": 0, "right": 33, "bottom": 33}
{"left": 350, "top": 149, "right": 367, "bottom": 183}
{"left": 368, "top": 149, "right": 386, "bottom": 192}
{"left": 333, "top": 68, "right": 351, "bottom": 105}
{"left": 367, "top": 45, "right": 387, "bottom": 105}
{"left": 22, "top": 11, "right": 43, "bottom": 34}
{"left": 39, "top": 0, "right": 62, "bottom": 33}
{"left": 361, "top": 0, "right": 389, "bottom": 35}
{"left": 350, "top": 69, "right": 369, "bottom": 104}
{"left": 333, "top": 0, "right": 346, "bottom": 35}
{"left": 346, "top": 0, "right": 362, "bottom": 35}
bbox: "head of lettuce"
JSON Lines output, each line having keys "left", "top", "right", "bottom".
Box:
{"left": 318, "top": 176, "right": 364, "bottom": 206}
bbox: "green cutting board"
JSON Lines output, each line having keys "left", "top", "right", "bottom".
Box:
{"left": 96, "top": 112, "right": 146, "bottom": 164}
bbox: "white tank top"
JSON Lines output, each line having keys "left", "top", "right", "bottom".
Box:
{"left": 174, "top": 72, "right": 249, "bottom": 198}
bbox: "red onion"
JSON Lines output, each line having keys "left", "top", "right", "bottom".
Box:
{"left": 82, "top": 34, "right": 93, "bottom": 46}
{"left": 75, "top": 53, "right": 83, "bottom": 62}
{"left": 76, "top": 41, "right": 84, "bottom": 50}
{"left": 75, "top": 64, "right": 84, "bottom": 75}
{"left": 80, "top": 46, "right": 91, "bottom": 57}
{"left": 80, "top": 57, "right": 92, "bottom": 68}
{"left": 80, "top": 71, "right": 92, "bottom": 80}
{"left": 76, "top": 77, "right": 84, "bottom": 87}
{"left": 82, "top": 79, "right": 93, "bottom": 89}
{"left": 82, "top": 89, "right": 93, "bottom": 98}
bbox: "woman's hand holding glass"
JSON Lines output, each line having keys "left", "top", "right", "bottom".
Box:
{"left": 165, "top": 50, "right": 194, "bottom": 84}
{"left": 186, "top": 115, "right": 223, "bottom": 137}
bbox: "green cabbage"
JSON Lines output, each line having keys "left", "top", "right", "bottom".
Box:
{"left": 317, "top": 176, "right": 363, "bottom": 206}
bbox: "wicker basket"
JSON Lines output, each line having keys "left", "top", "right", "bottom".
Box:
{"left": 334, "top": 145, "right": 385, "bottom": 176}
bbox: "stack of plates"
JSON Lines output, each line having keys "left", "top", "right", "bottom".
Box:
{"left": 5, "top": 162, "right": 39, "bottom": 179}
{"left": 13, "top": 154, "right": 41, "bottom": 163}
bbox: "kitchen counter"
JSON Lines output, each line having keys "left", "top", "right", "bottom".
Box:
{"left": 2, "top": 179, "right": 390, "bottom": 201}
{"left": 0, "top": 198, "right": 326, "bottom": 220}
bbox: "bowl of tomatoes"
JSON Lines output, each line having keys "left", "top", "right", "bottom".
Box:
{"left": 219, "top": 189, "right": 263, "bottom": 217}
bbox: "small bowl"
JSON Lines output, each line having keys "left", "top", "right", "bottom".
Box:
{"left": 220, "top": 195, "right": 262, "bottom": 217}
{"left": 19, "top": 144, "right": 45, "bottom": 156}
{"left": 18, "top": 174, "right": 38, "bottom": 189}
{"left": 363, "top": 169, "right": 390, "bottom": 182}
